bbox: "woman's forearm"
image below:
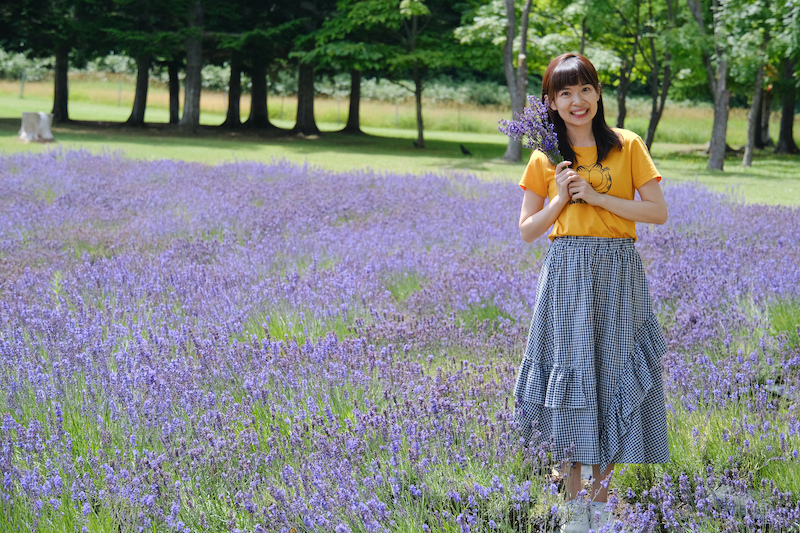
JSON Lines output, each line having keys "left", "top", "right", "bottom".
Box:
{"left": 519, "top": 195, "right": 568, "bottom": 242}
{"left": 595, "top": 193, "right": 668, "bottom": 224}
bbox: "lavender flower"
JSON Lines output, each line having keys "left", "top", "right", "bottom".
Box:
{"left": 498, "top": 95, "right": 564, "bottom": 165}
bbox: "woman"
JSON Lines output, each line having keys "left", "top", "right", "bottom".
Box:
{"left": 513, "top": 52, "right": 670, "bottom": 533}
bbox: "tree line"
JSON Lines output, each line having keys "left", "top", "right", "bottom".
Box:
{"left": 1, "top": 0, "right": 798, "bottom": 169}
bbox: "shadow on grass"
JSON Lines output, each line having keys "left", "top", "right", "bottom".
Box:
{"left": 0, "top": 117, "right": 510, "bottom": 170}
{"left": 3, "top": 118, "right": 796, "bottom": 204}
{"left": 658, "top": 144, "right": 800, "bottom": 182}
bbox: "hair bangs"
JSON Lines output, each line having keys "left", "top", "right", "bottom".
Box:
{"left": 548, "top": 56, "right": 598, "bottom": 96}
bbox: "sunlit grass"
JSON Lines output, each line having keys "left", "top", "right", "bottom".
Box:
{"left": 1, "top": 77, "right": 799, "bottom": 206}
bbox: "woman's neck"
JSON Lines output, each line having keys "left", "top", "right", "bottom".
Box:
{"left": 566, "top": 125, "right": 596, "bottom": 147}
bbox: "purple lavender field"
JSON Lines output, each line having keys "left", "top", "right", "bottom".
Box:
{"left": 1, "top": 149, "right": 799, "bottom": 532}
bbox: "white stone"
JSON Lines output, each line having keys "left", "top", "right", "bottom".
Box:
{"left": 19, "top": 112, "right": 55, "bottom": 143}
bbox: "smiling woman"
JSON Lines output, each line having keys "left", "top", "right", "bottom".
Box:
{"left": 513, "top": 52, "right": 670, "bottom": 533}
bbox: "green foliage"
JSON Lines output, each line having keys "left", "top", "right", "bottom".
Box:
{"left": 0, "top": 49, "right": 52, "bottom": 81}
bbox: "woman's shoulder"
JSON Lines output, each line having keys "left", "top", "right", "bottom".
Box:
{"left": 528, "top": 150, "right": 552, "bottom": 163}
{"left": 526, "top": 150, "right": 556, "bottom": 171}
{"left": 611, "top": 128, "right": 646, "bottom": 147}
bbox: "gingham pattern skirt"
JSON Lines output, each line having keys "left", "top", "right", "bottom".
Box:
{"left": 513, "top": 236, "right": 670, "bottom": 469}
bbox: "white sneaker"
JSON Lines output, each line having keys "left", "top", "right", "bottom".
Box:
{"left": 590, "top": 501, "right": 616, "bottom": 530}
{"left": 559, "top": 500, "right": 591, "bottom": 533}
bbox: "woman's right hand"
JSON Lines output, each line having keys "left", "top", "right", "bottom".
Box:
{"left": 518, "top": 160, "right": 580, "bottom": 243}
{"left": 554, "top": 161, "right": 578, "bottom": 202}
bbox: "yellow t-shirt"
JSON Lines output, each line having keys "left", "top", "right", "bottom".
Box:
{"left": 519, "top": 128, "right": 661, "bottom": 241}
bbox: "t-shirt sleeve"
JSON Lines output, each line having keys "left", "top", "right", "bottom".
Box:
{"left": 518, "top": 151, "right": 549, "bottom": 197}
{"left": 629, "top": 134, "right": 662, "bottom": 189}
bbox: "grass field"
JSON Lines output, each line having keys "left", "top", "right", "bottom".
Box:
{"left": 1, "top": 76, "right": 799, "bottom": 205}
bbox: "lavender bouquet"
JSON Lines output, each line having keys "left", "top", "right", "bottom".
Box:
{"left": 498, "top": 95, "right": 564, "bottom": 165}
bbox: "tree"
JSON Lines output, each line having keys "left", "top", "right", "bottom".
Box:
{"left": 639, "top": 0, "right": 681, "bottom": 149}
{"left": 289, "top": 0, "right": 338, "bottom": 136}
{"left": 167, "top": 59, "right": 182, "bottom": 124}
{"left": 773, "top": 0, "right": 800, "bottom": 154}
{"left": 456, "top": 0, "right": 531, "bottom": 159}
{"left": 2, "top": 0, "right": 108, "bottom": 123}
{"left": 774, "top": 57, "right": 799, "bottom": 154}
{"left": 179, "top": 0, "right": 204, "bottom": 130}
{"left": 222, "top": 50, "right": 243, "bottom": 128}
{"left": 687, "top": 0, "right": 731, "bottom": 171}
{"left": 755, "top": 79, "right": 775, "bottom": 149}
{"left": 313, "top": 0, "right": 388, "bottom": 135}
{"left": 500, "top": 0, "right": 533, "bottom": 161}
{"left": 733, "top": 0, "right": 772, "bottom": 166}
{"left": 374, "top": 0, "right": 462, "bottom": 148}
{"left": 294, "top": 60, "right": 322, "bottom": 136}
{"left": 108, "top": 0, "right": 187, "bottom": 126}
{"left": 211, "top": 0, "right": 297, "bottom": 130}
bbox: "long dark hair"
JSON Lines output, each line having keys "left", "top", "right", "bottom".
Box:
{"left": 541, "top": 52, "right": 621, "bottom": 164}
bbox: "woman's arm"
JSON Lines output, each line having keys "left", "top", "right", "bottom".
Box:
{"left": 568, "top": 178, "right": 668, "bottom": 224}
{"left": 519, "top": 160, "right": 581, "bottom": 242}
{"left": 519, "top": 189, "right": 568, "bottom": 243}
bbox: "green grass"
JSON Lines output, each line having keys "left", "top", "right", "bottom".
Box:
{"left": 456, "top": 302, "right": 514, "bottom": 335}
{"left": 384, "top": 272, "right": 424, "bottom": 302}
{"left": 1, "top": 78, "right": 799, "bottom": 206}
{"left": 768, "top": 298, "right": 800, "bottom": 348}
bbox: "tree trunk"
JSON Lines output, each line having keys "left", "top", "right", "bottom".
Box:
{"left": 169, "top": 60, "right": 180, "bottom": 124}
{"left": 412, "top": 66, "right": 425, "bottom": 148}
{"left": 644, "top": 63, "right": 671, "bottom": 150}
{"left": 775, "top": 58, "right": 799, "bottom": 154}
{"left": 293, "top": 62, "right": 320, "bottom": 136}
{"left": 644, "top": 0, "right": 676, "bottom": 150}
{"left": 616, "top": 55, "right": 635, "bottom": 128}
{"left": 501, "top": 0, "right": 532, "bottom": 162}
{"left": 743, "top": 63, "right": 765, "bottom": 167}
{"left": 579, "top": 17, "right": 587, "bottom": 55}
{"left": 744, "top": 28, "right": 770, "bottom": 165}
{"left": 222, "top": 52, "right": 242, "bottom": 128}
{"left": 126, "top": 54, "right": 150, "bottom": 126}
{"left": 245, "top": 61, "right": 273, "bottom": 129}
{"left": 52, "top": 46, "right": 69, "bottom": 123}
{"left": 757, "top": 88, "right": 773, "bottom": 148}
{"left": 179, "top": 1, "right": 204, "bottom": 131}
{"left": 342, "top": 69, "right": 363, "bottom": 134}
{"left": 707, "top": 59, "right": 729, "bottom": 170}
{"left": 689, "top": 0, "right": 729, "bottom": 170}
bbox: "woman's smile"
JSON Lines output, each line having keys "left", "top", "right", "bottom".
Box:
{"left": 551, "top": 83, "right": 600, "bottom": 134}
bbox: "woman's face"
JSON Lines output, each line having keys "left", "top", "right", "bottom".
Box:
{"left": 550, "top": 83, "right": 600, "bottom": 132}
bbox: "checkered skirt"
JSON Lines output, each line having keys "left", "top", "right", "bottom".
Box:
{"left": 513, "top": 236, "right": 670, "bottom": 469}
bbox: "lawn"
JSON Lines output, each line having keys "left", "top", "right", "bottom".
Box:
{"left": 1, "top": 78, "right": 799, "bottom": 206}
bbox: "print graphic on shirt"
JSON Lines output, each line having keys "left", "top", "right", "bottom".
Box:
{"left": 569, "top": 162, "right": 613, "bottom": 205}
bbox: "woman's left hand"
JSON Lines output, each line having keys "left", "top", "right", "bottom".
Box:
{"left": 568, "top": 179, "right": 601, "bottom": 205}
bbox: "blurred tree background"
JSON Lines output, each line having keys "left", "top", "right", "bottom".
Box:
{"left": 0, "top": 0, "right": 797, "bottom": 168}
